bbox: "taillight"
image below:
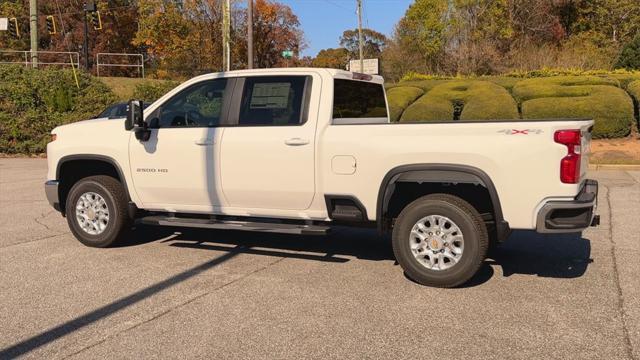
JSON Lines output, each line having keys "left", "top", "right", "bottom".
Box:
{"left": 554, "top": 130, "right": 581, "bottom": 184}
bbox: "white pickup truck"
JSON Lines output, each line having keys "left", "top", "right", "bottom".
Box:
{"left": 45, "top": 68, "right": 599, "bottom": 287}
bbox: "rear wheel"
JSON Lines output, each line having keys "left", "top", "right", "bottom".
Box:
{"left": 392, "top": 194, "right": 488, "bottom": 287}
{"left": 65, "top": 175, "right": 131, "bottom": 248}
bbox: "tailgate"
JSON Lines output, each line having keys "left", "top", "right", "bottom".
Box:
{"left": 579, "top": 123, "right": 593, "bottom": 181}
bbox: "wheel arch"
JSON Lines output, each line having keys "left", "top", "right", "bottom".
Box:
{"left": 56, "top": 154, "right": 131, "bottom": 212}
{"left": 376, "top": 164, "right": 510, "bottom": 241}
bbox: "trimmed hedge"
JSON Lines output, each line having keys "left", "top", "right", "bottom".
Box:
{"left": 388, "top": 79, "right": 452, "bottom": 92}
{"left": 479, "top": 76, "right": 521, "bottom": 92}
{"left": 386, "top": 86, "right": 424, "bottom": 122}
{"left": 628, "top": 80, "right": 640, "bottom": 122}
{"left": 0, "top": 66, "right": 117, "bottom": 154}
{"left": 400, "top": 80, "right": 519, "bottom": 122}
{"left": 513, "top": 76, "right": 635, "bottom": 138}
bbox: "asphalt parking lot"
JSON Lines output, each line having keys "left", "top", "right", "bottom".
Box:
{"left": 0, "top": 158, "right": 638, "bottom": 360}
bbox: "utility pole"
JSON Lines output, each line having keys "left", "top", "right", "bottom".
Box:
{"left": 247, "top": 0, "right": 253, "bottom": 69}
{"left": 83, "top": 2, "right": 91, "bottom": 70}
{"left": 357, "top": 0, "right": 364, "bottom": 72}
{"left": 222, "top": 0, "right": 231, "bottom": 71}
{"left": 29, "top": 0, "right": 38, "bottom": 67}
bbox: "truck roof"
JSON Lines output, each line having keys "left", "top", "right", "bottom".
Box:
{"left": 197, "top": 67, "right": 385, "bottom": 84}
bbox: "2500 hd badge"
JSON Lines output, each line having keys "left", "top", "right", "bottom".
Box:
{"left": 136, "top": 168, "right": 168, "bottom": 173}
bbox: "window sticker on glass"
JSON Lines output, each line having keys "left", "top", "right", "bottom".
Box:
{"left": 250, "top": 83, "right": 291, "bottom": 109}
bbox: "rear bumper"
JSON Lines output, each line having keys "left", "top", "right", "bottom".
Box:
{"left": 536, "top": 179, "right": 599, "bottom": 233}
{"left": 44, "top": 180, "right": 62, "bottom": 212}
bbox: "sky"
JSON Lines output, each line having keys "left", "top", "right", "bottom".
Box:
{"left": 277, "top": 0, "right": 414, "bottom": 57}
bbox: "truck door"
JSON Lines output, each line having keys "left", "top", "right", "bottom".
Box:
{"left": 129, "top": 78, "right": 232, "bottom": 210}
{"left": 220, "top": 75, "right": 317, "bottom": 210}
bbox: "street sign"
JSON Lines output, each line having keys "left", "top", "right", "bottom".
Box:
{"left": 282, "top": 50, "right": 293, "bottom": 59}
{"left": 0, "top": 18, "right": 8, "bottom": 31}
{"left": 348, "top": 58, "right": 379, "bottom": 75}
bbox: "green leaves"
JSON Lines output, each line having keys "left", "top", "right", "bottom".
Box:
{"left": 0, "top": 66, "right": 117, "bottom": 154}
{"left": 615, "top": 35, "right": 640, "bottom": 70}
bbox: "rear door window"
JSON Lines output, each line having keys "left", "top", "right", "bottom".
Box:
{"left": 333, "top": 79, "right": 388, "bottom": 123}
{"left": 237, "top": 76, "right": 310, "bottom": 126}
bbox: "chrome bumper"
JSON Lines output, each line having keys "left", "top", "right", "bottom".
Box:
{"left": 44, "top": 180, "right": 62, "bottom": 212}
{"left": 536, "top": 179, "right": 599, "bottom": 234}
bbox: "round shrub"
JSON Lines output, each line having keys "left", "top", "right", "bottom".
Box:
{"left": 513, "top": 76, "right": 635, "bottom": 138}
{"left": 400, "top": 80, "right": 519, "bottom": 122}
{"left": 386, "top": 86, "right": 424, "bottom": 122}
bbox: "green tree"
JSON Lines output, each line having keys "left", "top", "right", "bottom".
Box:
{"left": 312, "top": 48, "right": 348, "bottom": 69}
{"left": 572, "top": 0, "right": 640, "bottom": 43}
{"left": 615, "top": 34, "right": 640, "bottom": 70}
{"left": 339, "top": 28, "right": 388, "bottom": 59}
{"left": 395, "top": 0, "right": 451, "bottom": 72}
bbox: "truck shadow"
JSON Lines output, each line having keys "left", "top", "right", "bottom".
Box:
{"left": 125, "top": 226, "right": 593, "bottom": 286}
{"left": 489, "top": 230, "right": 593, "bottom": 278}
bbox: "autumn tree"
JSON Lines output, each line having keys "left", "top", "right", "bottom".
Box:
{"left": 242, "top": 0, "right": 306, "bottom": 68}
{"left": 0, "top": 0, "right": 139, "bottom": 72}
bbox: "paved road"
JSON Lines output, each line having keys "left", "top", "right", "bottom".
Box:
{"left": 1, "top": 158, "right": 638, "bottom": 360}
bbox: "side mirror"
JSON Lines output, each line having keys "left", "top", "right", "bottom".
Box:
{"left": 125, "top": 100, "right": 151, "bottom": 141}
{"left": 125, "top": 100, "right": 144, "bottom": 130}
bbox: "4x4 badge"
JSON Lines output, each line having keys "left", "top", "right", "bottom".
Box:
{"left": 497, "top": 129, "right": 543, "bottom": 135}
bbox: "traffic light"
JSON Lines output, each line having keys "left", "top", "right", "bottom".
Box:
{"left": 46, "top": 15, "right": 57, "bottom": 35}
{"left": 91, "top": 11, "right": 102, "bottom": 30}
{"left": 8, "top": 17, "right": 19, "bottom": 38}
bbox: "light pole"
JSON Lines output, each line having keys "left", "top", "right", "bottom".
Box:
{"left": 247, "top": 0, "right": 254, "bottom": 69}
{"left": 357, "top": 0, "right": 364, "bottom": 72}
{"left": 29, "top": 0, "right": 38, "bottom": 67}
{"left": 222, "top": 0, "right": 231, "bottom": 71}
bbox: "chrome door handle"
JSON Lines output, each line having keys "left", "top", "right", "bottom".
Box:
{"left": 195, "top": 138, "right": 214, "bottom": 146}
{"left": 284, "top": 138, "right": 310, "bottom": 146}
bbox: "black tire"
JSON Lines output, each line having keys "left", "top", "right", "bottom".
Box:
{"left": 65, "top": 175, "right": 131, "bottom": 248}
{"left": 392, "top": 194, "right": 488, "bottom": 288}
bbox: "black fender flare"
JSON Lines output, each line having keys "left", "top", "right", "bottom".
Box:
{"left": 56, "top": 154, "right": 131, "bottom": 201}
{"left": 376, "top": 164, "right": 510, "bottom": 241}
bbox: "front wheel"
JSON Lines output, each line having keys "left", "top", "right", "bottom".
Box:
{"left": 392, "top": 194, "right": 488, "bottom": 288}
{"left": 65, "top": 175, "right": 131, "bottom": 248}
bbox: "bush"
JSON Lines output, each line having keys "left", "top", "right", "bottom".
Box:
{"left": 386, "top": 86, "right": 424, "bottom": 122}
{"left": 513, "top": 76, "right": 635, "bottom": 138}
{"left": 400, "top": 80, "right": 519, "bottom": 122}
{"left": 132, "top": 81, "right": 179, "bottom": 103}
{"left": 615, "top": 35, "right": 640, "bottom": 70}
{"left": 0, "top": 65, "right": 117, "bottom": 154}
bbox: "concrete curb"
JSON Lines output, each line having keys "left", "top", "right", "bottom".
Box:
{"left": 588, "top": 164, "right": 640, "bottom": 171}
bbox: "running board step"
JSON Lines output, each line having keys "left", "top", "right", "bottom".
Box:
{"left": 137, "top": 215, "right": 331, "bottom": 236}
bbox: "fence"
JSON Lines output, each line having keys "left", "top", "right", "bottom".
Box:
{"left": 0, "top": 50, "right": 80, "bottom": 68}
{"left": 96, "top": 53, "right": 144, "bottom": 78}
